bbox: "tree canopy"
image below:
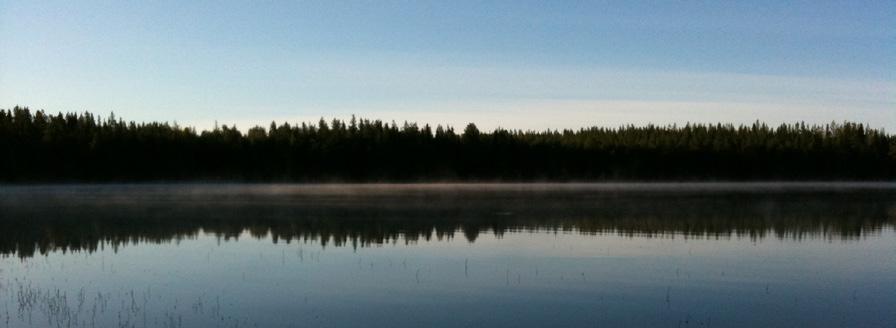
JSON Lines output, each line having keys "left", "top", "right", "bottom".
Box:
{"left": 1, "top": 106, "right": 894, "bottom": 181}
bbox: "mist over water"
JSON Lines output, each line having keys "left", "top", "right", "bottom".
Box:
{"left": 1, "top": 183, "right": 895, "bottom": 327}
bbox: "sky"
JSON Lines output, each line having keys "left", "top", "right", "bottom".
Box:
{"left": 1, "top": 1, "right": 893, "bottom": 131}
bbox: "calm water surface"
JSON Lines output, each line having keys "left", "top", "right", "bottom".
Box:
{"left": 0, "top": 183, "right": 894, "bottom": 327}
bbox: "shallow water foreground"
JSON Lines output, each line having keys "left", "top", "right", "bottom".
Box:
{"left": 0, "top": 183, "right": 894, "bottom": 328}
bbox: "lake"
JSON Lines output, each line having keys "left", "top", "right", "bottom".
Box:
{"left": 0, "top": 183, "right": 894, "bottom": 327}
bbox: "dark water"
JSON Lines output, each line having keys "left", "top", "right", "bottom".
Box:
{"left": 0, "top": 183, "right": 895, "bottom": 328}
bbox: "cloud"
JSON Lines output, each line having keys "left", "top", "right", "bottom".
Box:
{"left": 3, "top": 58, "right": 893, "bottom": 132}
{"left": 223, "top": 99, "right": 895, "bottom": 132}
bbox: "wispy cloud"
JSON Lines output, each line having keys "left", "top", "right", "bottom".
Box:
{"left": 197, "top": 61, "right": 895, "bottom": 131}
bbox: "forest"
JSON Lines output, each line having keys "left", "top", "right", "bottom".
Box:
{"left": 1, "top": 106, "right": 894, "bottom": 181}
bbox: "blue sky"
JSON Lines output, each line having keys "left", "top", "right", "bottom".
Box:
{"left": 1, "top": 1, "right": 893, "bottom": 130}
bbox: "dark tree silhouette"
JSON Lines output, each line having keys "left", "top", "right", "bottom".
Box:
{"left": 1, "top": 106, "right": 894, "bottom": 182}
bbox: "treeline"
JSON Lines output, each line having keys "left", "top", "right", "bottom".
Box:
{"left": 1, "top": 106, "right": 894, "bottom": 181}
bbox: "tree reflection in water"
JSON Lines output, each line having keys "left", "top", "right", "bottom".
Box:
{"left": 1, "top": 183, "right": 894, "bottom": 259}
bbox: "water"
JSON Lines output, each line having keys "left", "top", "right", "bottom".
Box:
{"left": 0, "top": 183, "right": 894, "bottom": 328}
